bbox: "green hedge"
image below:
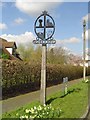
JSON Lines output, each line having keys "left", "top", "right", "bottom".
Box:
{"left": 2, "top": 60, "right": 90, "bottom": 98}
{"left": 46, "top": 64, "right": 83, "bottom": 86}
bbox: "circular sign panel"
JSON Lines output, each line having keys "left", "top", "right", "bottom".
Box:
{"left": 34, "top": 11, "right": 55, "bottom": 41}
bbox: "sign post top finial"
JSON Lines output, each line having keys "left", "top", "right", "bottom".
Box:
{"left": 42, "top": 11, "right": 48, "bottom": 15}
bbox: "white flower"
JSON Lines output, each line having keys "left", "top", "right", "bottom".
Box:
{"left": 20, "top": 116, "right": 25, "bottom": 119}
{"left": 35, "top": 111, "right": 38, "bottom": 114}
{"left": 38, "top": 105, "right": 42, "bottom": 110}
{"left": 29, "top": 115, "right": 36, "bottom": 118}
{"left": 25, "top": 115, "right": 28, "bottom": 119}
{"left": 42, "top": 112, "right": 45, "bottom": 115}
{"left": 30, "top": 108, "right": 34, "bottom": 113}
{"left": 49, "top": 104, "right": 51, "bottom": 107}
{"left": 85, "top": 79, "right": 89, "bottom": 83}
{"left": 44, "top": 104, "right": 46, "bottom": 107}
{"left": 25, "top": 109, "right": 30, "bottom": 113}
{"left": 34, "top": 106, "right": 37, "bottom": 110}
{"left": 47, "top": 112, "right": 49, "bottom": 114}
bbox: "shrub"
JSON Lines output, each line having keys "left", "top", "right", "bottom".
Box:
{"left": 0, "top": 53, "right": 9, "bottom": 59}
{"left": 2, "top": 60, "right": 89, "bottom": 98}
{"left": 87, "top": 66, "right": 90, "bottom": 76}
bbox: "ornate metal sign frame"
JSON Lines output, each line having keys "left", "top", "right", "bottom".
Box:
{"left": 33, "top": 11, "right": 56, "bottom": 44}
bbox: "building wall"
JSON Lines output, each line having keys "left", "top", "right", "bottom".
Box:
{"left": 6, "top": 48, "right": 12, "bottom": 55}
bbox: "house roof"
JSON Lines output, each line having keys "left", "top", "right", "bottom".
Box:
{"left": 0, "top": 37, "right": 7, "bottom": 42}
{"left": 0, "top": 37, "right": 17, "bottom": 49}
{"left": 0, "top": 37, "right": 22, "bottom": 60}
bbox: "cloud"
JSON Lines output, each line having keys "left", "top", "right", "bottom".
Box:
{"left": 56, "top": 37, "right": 80, "bottom": 45}
{"left": 0, "top": 23, "right": 7, "bottom": 30}
{"left": 82, "top": 13, "right": 90, "bottom": 22}
{"left": 0, "top": 31, "right": 35, "bottom": 46}
{"left": 15, "top": 0, "right": 61, "bottom": 16}
{"left": 14, "top": 17, "right": 25, "bottom": 25}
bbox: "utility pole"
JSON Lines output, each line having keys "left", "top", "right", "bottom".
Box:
{"left": 83, "top": 20, "right": 86, "bottom": 81}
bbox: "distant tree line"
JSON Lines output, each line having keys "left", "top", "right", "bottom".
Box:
{"left": 17, "top": 44, "right": 82, "bottom": 65}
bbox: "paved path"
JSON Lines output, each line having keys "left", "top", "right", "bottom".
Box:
{"left": 1, "top": 78, "right": 83, "bottom": 114}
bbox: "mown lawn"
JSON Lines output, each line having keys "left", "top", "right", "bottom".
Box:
{"left": 2, "top": 79, "right": 88, "bottom": 119}
{"left": 47, "top": 80, "right": 88, "bottom": 118}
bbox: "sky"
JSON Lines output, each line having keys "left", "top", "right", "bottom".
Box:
{"left": 0, "top": 1, "right": 89, "bottom": 56}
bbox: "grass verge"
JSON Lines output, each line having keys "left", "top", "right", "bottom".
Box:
{"left": 2, "top": 80, "right": 88, "bottom": 119}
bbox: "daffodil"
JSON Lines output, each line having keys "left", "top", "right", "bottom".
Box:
{"left": 25, "top": 109, "right": 30, "bottom": 113}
